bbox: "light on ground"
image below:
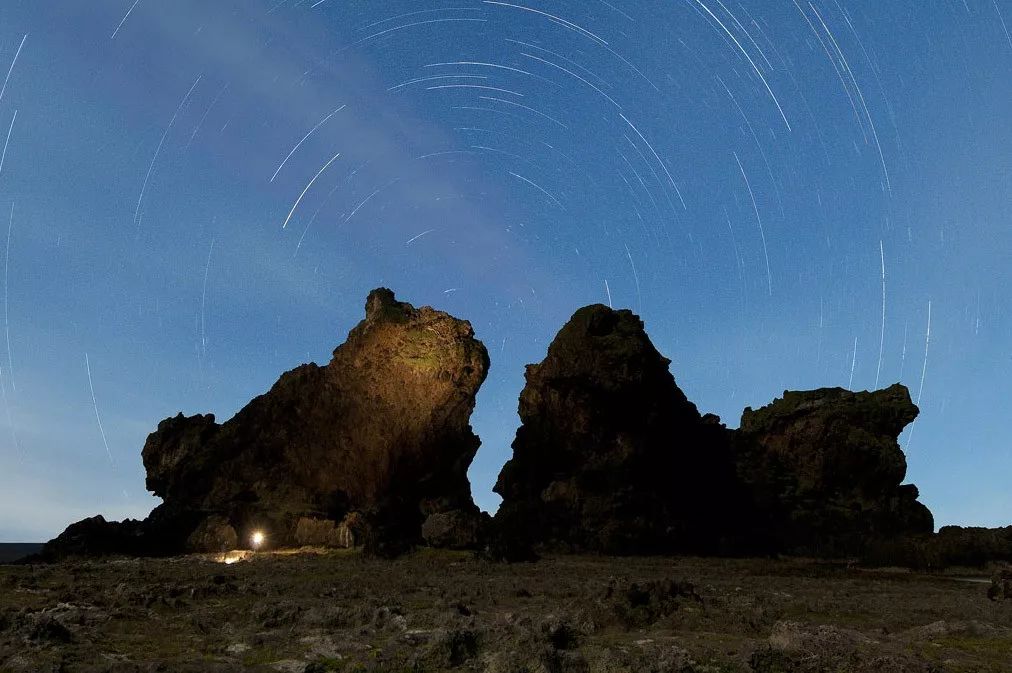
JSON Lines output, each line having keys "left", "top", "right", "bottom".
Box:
{"left": 251, "top": 530, "right": 266, "bottom": 549}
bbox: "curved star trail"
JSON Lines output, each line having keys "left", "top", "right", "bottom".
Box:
{"left": 0, "top": 1, "right": 1010, "bottom": 539}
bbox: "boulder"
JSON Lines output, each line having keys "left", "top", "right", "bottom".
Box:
{"left": 292, "top": 518, "right": 342, "bottom": 548}
{"left": 42, "top": 288, "right": 489, "bottom": 558}
{"left": 988, "top": 569, "right": 1012, "bottom": 601}
{"left": 421, "top": 509, "right": 487, "bottom": 550}
{"left": 186, "top": 515, "right": 238, "bottom": 553}
{"left": 493, "top": 303, "right": 742, "bottom": 554}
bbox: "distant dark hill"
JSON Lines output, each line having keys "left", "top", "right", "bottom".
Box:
{"left": 0, "top": 543, "right": 43, "bottom": 563}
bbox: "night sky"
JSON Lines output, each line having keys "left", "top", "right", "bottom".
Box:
{"left": 0, "top": 1, "right": 1009, "bottom": 541}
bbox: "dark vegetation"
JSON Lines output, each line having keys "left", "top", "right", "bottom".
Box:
{"left": 2, "top": 550, "right": 1010, "bottom": 672}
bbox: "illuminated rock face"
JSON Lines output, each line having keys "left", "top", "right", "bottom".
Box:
{"left": 43, "top": 289, "right": 489, "bottom": 558}
{"left": 493, "top": 304, "right": 743, "bottom": 555}
{"left": 152, "top": 287, "right": 489, "bottom": 551}
{"left": 293, "top": 516, "right": 358, "bottom": 548}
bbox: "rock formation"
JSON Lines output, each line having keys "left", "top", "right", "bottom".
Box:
{"left": 492, "top": 303, "right": 934, "bottom": 559}
{"left": 930, "top": 525, "right": 1012, "bottom": 567}
{"left": 41, "top": 288, "right": 489, "bottom": 559}
{"left": 733, "top": 385, "right": 934, "bottom": 556}
{"left": 989, "top": 568, "right": 1012, "bottom": 601}
{"left": 40, "top": 293, "right": 963, "bottom": 564}
{"left": 492, "top": 304, "right": 743, "bottom": 555}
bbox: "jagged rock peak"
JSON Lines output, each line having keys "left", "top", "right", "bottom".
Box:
{"left": 42, "top": 288, "right": 490, "bottom": 559}
{"left": 523, "top": 304, "right": 691, "bottom": 403}
{"left": 493, "top": 303, "right": 739, "bottom": 555}
{"left": 364, "top": 287, "right": 404, "bottom": 319}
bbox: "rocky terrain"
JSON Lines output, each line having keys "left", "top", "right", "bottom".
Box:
{"left": 3, "top": 549, "right": 1011, "bottom": 673}
{"left": 13, "top": 291, "right": 1012, "bottom": 671}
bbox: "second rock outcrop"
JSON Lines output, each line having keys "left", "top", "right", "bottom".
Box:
{"left": 493, "top": 304, "right": 742, "bottom": 554}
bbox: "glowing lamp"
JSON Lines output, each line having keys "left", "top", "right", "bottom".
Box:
{"left": 250, "top": 530, "right": 266, "bottom": 550}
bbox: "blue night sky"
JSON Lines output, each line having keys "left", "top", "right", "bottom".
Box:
{"left": 0, "top": 1, "right": 1009, "bottom": 541}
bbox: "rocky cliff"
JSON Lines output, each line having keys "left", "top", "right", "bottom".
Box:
{"left": 492, "top": 305, "right": 934, "bottom": 559}
{"left": 733, "top": 385, "right": 935, "bottom": 556}
{"left": 492, "top": 304, "right": 742, "bottom": 555}
{"left": 41, "top": 288, "right": 489, "bottom": 559}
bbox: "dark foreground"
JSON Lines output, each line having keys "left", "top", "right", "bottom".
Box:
{"left": 2, "top": 550, "right": 1009, "bottom": 673}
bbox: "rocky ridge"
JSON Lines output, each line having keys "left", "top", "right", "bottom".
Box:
{"left": 492, "top": 304, "right": 935, "bottom": 558}
{"left": 37, "top": 291, "right": 1009, "bottom": 565}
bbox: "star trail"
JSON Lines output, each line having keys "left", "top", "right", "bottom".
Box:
{"left": 0, "top": 1, "right": 1009, "bottom": 540}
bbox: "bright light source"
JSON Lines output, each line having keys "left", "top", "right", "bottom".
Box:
{"left": 251, "top": 530, "right": 265, "bottom": 549}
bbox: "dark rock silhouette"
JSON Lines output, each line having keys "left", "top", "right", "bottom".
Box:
{"left": 930, "top": 525, "right": 1012, "bottom": 567}
{"left": 492, "top": 304, "right": 934, "bottom": 559}
{"left": 37, "top": 516, "right": 146, "bottom": 558}
{"left": 492, "top": 304, "right": 743, "bottom": 555}
{"left": 733, "top": 385, "right": 934, "bottom": 556}
{"left": 39, "top": 293, "right": 1001, "bottom": 566}
{"left": 41, "top": 288, "right": 489, "bottom": 559}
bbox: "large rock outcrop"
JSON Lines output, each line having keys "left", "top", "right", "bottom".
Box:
{"left": 42, "top": 288, "right": 489, "bottom": 559}
{"left": 492, "top": 304, "right": 935, "bottom": 560}
{"left": 492, "top": 304, "right": 743, "bottom": 555}
{"left": 40, "top": 294, "right": 958, "bottom": 564}
{"left": 733, "top": 385, "right": 934, "bottom": 556}
{"left": 929, "top": 525, "right": 1012, "bottom": 567}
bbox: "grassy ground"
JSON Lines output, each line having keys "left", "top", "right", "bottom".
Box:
{"left": 1, "top": 549, "right": 1009, "bottom": 672}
